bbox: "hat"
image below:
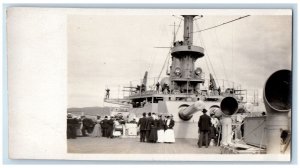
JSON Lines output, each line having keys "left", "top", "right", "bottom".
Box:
{"left": 67, "top": 113, "right": 72, "bottom": 118}
{"left": 202, "top": 109, "right": 207, "bottom": 113}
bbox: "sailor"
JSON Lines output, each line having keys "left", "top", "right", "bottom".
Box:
{"left": 156, "top": 114, "right": 165, "bottom": 143}
{"left": 136, "top": 85, "right": 141, "bottom": 92}
{"left": 156, "top": 82, "right": 160, "bottom": 93}
{"left": 105, "top": 88, "right": 110, "bottom": 99}
{"left": 164, "top": 114, "right": 175, "bottom": 143}
{"left": 141, "top": 84, "right": 146, "bottom": 92}
{"left": 137, "top": 112, "right": 148, "bottom": 142}
{"left": 197, "top": 109, "right": 212, "bottom": 148}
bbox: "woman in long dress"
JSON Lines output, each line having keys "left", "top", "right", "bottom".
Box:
{"left": 164, "top": 114, "right": 175, "bottom": 143}
{"left": 148, "top": 114, "right": 158, "bottom": 143}
{"left": 91, "top": 116, "right": 102, "bottom": 137}
{"left": 156, "top": 114, "right": 165, "bottom": 143}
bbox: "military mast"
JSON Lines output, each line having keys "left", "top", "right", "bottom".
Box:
{"left": 170, "top": 15, "right": 205, "bottom": 95}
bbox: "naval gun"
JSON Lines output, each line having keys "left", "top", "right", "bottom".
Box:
{"left": 178, "top": 100, "right": 206, "bottom": 121}
{"left": 263, "top": 69, "right": 291, "bottom": 154}
{"left": 178, "top": 96, "right": 239, "bottom": 121}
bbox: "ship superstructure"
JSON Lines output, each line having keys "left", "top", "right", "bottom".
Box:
{"left": 104, "top": 15, "right": 248, "bottom": 139}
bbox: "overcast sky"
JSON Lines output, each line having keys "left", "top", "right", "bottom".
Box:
{"left": 68, "top": 13, "right": 292, "bottom": 108}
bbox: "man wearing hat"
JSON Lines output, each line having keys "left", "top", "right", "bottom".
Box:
{"left": 107, "top": 116, "right": 115, "bottom": 138}
{"left": 138, "top": 112, "right": 148, "bottom": 142}
{"left": 101, "top": 116, "right": 109, "bottom": 137}
{"left": 197, "top": 109, "right": 212, "bottom": 148}
{"left": 145, "top": 112, "right": 153, "bottom": 142}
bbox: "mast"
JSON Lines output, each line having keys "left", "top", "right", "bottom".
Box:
{"left": 169, "top": 15, "right": 205, "bottom": 94}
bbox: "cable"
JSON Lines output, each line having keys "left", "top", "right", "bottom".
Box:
{"left": 213, "top": 29, "right": 229, "bottom": 83}
{"left": 195, "top": 21, "right": 219, "bottom": 87}
{"left": 157, "top": 18, "right": 183, "bottom": 82}
{"left": 192, "top": 15, "right": 250, "bottom": 34}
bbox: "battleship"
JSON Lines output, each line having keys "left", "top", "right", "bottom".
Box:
{"left": 68, "top": 14, "right": 292, "bottom": 155}
{"left": 104, "top": 15, "right": 249, "bottom": 139}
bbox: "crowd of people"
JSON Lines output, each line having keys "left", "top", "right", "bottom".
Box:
{"left": 67, "top": 109, "right": 225, "bottom": 149}
{"left": 137, "top": 112, "right": 175, "bottom": 143}
{"left": 67, "top": 114, "right": 126, "bottom": 139}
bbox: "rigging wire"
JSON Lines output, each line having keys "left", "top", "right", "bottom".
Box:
{"left": 191, "top": 15, "right": 250, "bottom": 34}
{"left": 197, "top": 25, "right": 211, "bottom": 75}
{"left": 157, "top": 18, "right": 183, "bottom": 82}
{"left": 213, "top": 28, "right": 229, "bottom": 83}
{"left": 195, "top": 21, "right": 219, "bottom": 87}
{"left": 231, "top": 22, "right": 235, "bottom": 88}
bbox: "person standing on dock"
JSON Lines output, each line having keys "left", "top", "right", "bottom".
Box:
{"left": 197, "top": 109, "right": 212, "bottom": 148}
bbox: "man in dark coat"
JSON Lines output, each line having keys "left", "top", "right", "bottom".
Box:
{"left": 145, "top": 112, "right": 152, "bottom": 142}
{"left": 198, "top": 109, "right": 212, "bottom": 148}
{"left": 67, "top": 113, "right": 78, "bottom": 139}
{"left": 101, "top": 116, "right": 109, "bottom": 137}
{"left": 82, "top": 116, "right": 95, "bottom": 135}
{"left": 137, "top": 112, "right": 148, "bottom": 142}
{"left": 107, "top": 116, "right": 115, "bottom": 138}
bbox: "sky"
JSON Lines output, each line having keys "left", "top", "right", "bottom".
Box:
{"left": 67, "top": 12, "right": 292, "bottom": 108}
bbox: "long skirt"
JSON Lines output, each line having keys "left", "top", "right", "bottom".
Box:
{"left": 164, "top": 129, "right": 175, "bottom": 143}
{"left": 91, "top": 124, "right": 101, "bottom": 137}
{"left": 157, "top": 129, "right": 165, "bottom": 143}
{"left": 148, "top": 128, "right": 158, "bottom": 142}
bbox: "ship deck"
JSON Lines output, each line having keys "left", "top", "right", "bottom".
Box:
{"left": 68, "top": 137, "right": 221, "bottom": 154}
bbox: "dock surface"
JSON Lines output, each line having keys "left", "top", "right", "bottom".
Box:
{"left": 68, "top": 137, "right": 221, "bottom": 154}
